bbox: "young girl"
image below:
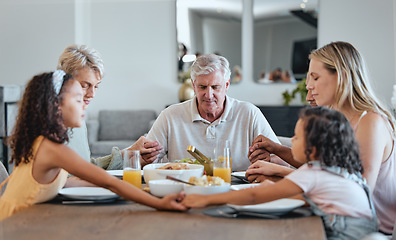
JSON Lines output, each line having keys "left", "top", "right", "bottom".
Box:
{"left": 0, "top": 71, "right": 186, "bottom": 220}
{"left": 182, "top": 107, "right": 378, "bottom": 239}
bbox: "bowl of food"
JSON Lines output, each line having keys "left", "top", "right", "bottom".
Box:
{"left": 148, "top": 179, "right": 184, "bottom": 197}
{"left": 143, "top": 162, "right": 204, "bottom": 183}
{"left": 183, "top": 176, "right": 230, "bottom": 195}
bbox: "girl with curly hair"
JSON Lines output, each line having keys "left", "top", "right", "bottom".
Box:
{"left": 0, "top": 71, "right": 186, "bottom": 220}
{"left": 182, "top": 107, "right": 378, "bottom": 239}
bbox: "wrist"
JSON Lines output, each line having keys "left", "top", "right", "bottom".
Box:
{"left": 275, "top": 165, "right": 294, "bottom": 177}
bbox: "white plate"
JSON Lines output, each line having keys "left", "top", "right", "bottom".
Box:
{"left": 231, "top": 171, "right": 246, "bottom": 177}
{"left": 59, "top": 187, "right": 119, "bottom": 201}
{"left": 106, "top": 170, "right": 144, "bottom": 177}
{"left": 230, "top": 183, "right": 260, "bottom": 191}
{"left": 227, "top": 199, "right": 305, "bottom": 214}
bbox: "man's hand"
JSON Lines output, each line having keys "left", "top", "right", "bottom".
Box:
{"left": 248, "top": 135, "right": 279, "bottom": 163}
{"left": 126, "top": 136, "right": 163, "bottom": 167}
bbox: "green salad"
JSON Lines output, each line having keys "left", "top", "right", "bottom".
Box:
{"left": 176, "top": 158, "right": 203, "bottom": 165}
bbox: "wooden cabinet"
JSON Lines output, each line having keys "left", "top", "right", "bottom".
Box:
{"left": 257, "top": 106, "right": 305, "bottom": 137}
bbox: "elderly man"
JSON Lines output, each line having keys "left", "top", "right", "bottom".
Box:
{"left": 58, "top": 44, "right": 162, "bottom": 170}
{"left": 145, "top": 54, "right": 279, "bottom": 171}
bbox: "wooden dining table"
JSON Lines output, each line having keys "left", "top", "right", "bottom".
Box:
{"left": 1, "top": 178, "right": 327, "bottom": 240}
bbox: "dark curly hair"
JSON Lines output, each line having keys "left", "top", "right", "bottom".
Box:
{"left": 299, "top": 106, "right": 364, "bottom": 174}
{"left": 9, "top": 72, "right": 73, "bottom": 166}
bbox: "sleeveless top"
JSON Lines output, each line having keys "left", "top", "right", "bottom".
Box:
{"left": 355, "top": 111, "right": 396, "bottom": 234}
{"left": 0, "top": 136, "right": 68, "bottom": 220}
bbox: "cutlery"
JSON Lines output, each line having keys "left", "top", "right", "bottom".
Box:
{"left": 166, "top": 175, "right": 195, "bottom": 185}
{"left": 187, "top": 145, "right": 210, "bottom": 164}
{"left": 231, "top": 174, "right": 250, "bottom": 183}
{"left": 217, "top": 209, "right": 279, "bottom": 219}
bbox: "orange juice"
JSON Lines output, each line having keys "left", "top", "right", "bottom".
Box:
{"left": 213, "top": 167, "right": 231, "bottom": 183}
{"left": 217, "top": 156, "right": 232, "bottom": 169}
{"left": 123, "top": 169, "right": 142, "bottom": 189}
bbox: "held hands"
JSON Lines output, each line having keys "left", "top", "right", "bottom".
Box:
{"left": 246, "top": 161, "right": 284, "bottom": 183}
{"left": 248, "top": 135, "right": 279, "bottom": 164}
{"left": 126, "top": 136, "right": 163, "bottom": 166}
{"left": 159, "top": 193, "right": 188, "bottom": 211}
{"left": 181, "top": 194, "right": 210, "bottom": 208}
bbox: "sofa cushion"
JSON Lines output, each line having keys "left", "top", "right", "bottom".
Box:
{"left": 98, "top": 110, "right": 156, "bottom": 141}
{"left": 90, "top": 140, "right": 134, "bottom": 157}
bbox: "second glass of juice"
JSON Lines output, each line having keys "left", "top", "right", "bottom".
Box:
{"left": 213, "top": 146, "right": 231, "bottom": 183}
{"left": 123, "top": 150, "right": 142, "bottom": 189}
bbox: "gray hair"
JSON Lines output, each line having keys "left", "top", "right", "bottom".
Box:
{"left": 57, "top": 44, "right": 104, "bottom": 79}
{"left": 190, "top": 54, "right": 231, "bottom": 82}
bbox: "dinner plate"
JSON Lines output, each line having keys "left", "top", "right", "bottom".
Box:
{"left": 106, "top": 170, "right": 144, "bottom": 177}
{"left": 227, "top": 199, "right": 305, "bottom": 215}
{"left": 230, "top": 183, "right": 260, "bottom": 191}
{"left": 59, "top": 187, "right": 119, "bottom": 201}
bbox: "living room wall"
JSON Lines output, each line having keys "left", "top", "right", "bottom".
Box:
{"left": 318, "top": 0, "right": 396, "bottom": 106}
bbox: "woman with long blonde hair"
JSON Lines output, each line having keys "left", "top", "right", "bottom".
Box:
{"left": 247, "top": 41, "right": 396, "bottom": 234}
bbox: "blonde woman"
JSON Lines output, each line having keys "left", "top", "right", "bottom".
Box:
{"left": 248, "top": 41, "right": 395, "bottom": 234}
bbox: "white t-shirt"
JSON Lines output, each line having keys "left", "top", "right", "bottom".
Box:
{"left": 146, "top": 96, "right": 279, "bottom": 171}
{"left": 66, "top": 121, "right": 91, "bottom": 162}
{"left": 286, "top": 163, "right": 373, "bottom": 219}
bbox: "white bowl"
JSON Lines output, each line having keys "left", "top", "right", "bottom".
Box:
{"left": 148, "top": 179, "right": 184, "bottom": 197}
{"left": 183, "top": 183, "right": 231, "bottom": 195}
{"left": 143, "top": 163, "right": 204, "bottom": 183}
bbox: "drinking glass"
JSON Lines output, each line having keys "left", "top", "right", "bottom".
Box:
{"left": 213, "top": 141, "right": 231, "bottom": 183}
{"left": 123, "top": 150, "right": 142, "bottom": 189}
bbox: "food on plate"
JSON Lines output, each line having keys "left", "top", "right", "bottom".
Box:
{"left": 177, "top": 158, "right": 204, "bottom": 165}
{"left": 158, "top": 163, "right": 189, "bottom": 170}
{"left": 188, "top": 175, "right": 225, "bottom": 186}
{"left": 143, "top": 186, "right": 150, "bottom": 193}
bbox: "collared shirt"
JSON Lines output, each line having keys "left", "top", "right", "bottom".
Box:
{"left": 146, "top": 96, "right": 279, "bottom": 171}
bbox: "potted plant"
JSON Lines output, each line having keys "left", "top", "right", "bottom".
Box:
{"left": 282, "top": 78, "right": 308, "bottom": 106}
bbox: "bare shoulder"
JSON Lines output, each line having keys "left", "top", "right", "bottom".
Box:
{"left": 356, "top": 112, "right": 393, "bottom": 146}
{"left": 38, "top": 138, "right": 78, "bottom": 162}
{"left": 358, "top": 112, "right": 390, "bottom": 131}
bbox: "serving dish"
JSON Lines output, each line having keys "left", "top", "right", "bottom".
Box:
{"left": 143, "top": 163, "right": 204, "bottom": 183}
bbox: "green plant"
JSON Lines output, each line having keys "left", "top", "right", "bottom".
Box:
{"left": 282, "top": 78, "right": 308, "bottom": 106}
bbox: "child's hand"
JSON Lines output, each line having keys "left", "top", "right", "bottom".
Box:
{"left": 181, "top": 194, "right": 208, "bottom": 208}
{"left": 160, "top": 193, "right": 188, "bottom": 211}
{"left": 247, "top": 160, "right": 280, "bottom": 177}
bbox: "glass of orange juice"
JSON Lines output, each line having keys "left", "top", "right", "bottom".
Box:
{"left": 123, "top": 150, "right": 142, "bottom": 189}
{"left": 213, "top": 144, "right": 231, "bottom": 183}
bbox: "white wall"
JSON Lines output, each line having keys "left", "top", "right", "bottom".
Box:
{"left": 0, "top": 0, "right": 75, "bottom": 86}
{"left": 87, "top": 0, "right": 179, "bottom": 119}
{"left": 0, "top": 0, "right": 179, "bottom": 120}
{"left": 318, "top": 0, "right": 396, "bottom": 106}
